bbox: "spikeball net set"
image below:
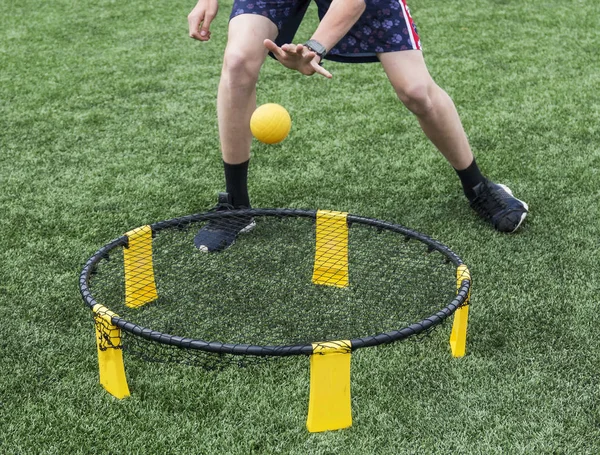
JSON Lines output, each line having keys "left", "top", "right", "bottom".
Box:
{"left": 79, "top": 208, "right": 471, "bottom": 432}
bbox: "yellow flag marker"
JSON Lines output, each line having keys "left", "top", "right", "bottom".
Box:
{"left": 306, "top": 341, "right": 352, "bottom": 433}
{"left": 124, "top": 225, "right": 158, "bottom": 308}
{"left": 450, "top": 264, "right": 471, "bottom": 358}
{"left": 93, "top": 304, "right": 130, "bottom": 399}
{"left": 312, "top": 210, "right": 349, "bottom": 288}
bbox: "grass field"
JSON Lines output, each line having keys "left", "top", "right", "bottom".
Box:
{"left": 1, "top": 0, "right": 599, "bottom": 453}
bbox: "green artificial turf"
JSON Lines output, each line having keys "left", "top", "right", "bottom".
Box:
{"left": 1, "top": 0, "right": 599, "bottom": 453}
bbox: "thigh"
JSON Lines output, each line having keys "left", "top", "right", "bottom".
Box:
{"left": 378, "top": 50, "right": 433, "bottom": 92}
{"left": 226, "top": 14, "right": 278, "bottom": 56}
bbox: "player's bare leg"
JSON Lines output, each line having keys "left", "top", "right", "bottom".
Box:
{"left": 194, "top": 15, "right": 278, "bottom": 251}
{"left": 378, "top": 50, "right": 473, "bottom": 170}
{"left": 218, "top": 15, "right": 278, "bottom": 165}
{"left": 379, "top": 50, "right": 528, "bottom": 232}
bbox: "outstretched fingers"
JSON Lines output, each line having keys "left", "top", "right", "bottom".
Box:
{"left": 312, "top": 62, "right": 333, "bottom": 79}
{"left": 264, "top": 40, "right": 333, "bottom": 78}
{"left": 264, "top": 39, "right": 286, "bottom": 59}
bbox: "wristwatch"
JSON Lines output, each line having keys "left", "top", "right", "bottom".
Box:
{"left": 304, "top": 39, "right": 328, "bottom": 63}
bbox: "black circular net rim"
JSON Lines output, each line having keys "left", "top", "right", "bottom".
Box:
{"left": 79, "top": 208, "right": 471, "bottom": 357}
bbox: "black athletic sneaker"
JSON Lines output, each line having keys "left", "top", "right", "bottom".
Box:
{"left": 470, "top": 180, "right": 529, "bottom": 233}
{"left": 194, "top": 193, "right": 256, "bottom": 252}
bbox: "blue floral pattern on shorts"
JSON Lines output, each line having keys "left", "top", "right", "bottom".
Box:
{"left": 231, "top": 0, "right": 291, "bottom": 30}
{"left": 230, "top": 0, "right": 420, "bottom": 63}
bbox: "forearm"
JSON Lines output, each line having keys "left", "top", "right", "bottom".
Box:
{"left": 310, "top": 0, "right": 366, "bottom": 52}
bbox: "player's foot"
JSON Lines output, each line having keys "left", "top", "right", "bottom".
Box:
{"left": 194, "top": 192, "right": 256, "bottom": 252}
{"left": 470, "top": 180, "right": 528, "bottom": 233}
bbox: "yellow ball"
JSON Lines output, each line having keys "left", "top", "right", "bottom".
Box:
{"left": 250, "top": 103, "right": 292, "bottom": 144}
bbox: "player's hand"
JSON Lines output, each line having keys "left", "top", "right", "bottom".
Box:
{"left": 264, "top": 40, "right": 333, "bottom": 79}
{"left": 188, "top": 0, "right": 219, "bottom": 41}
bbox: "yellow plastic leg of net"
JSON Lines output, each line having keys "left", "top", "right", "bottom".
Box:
{"left": 306, "top": 341, "right": 352, "bottom": 433}
{"left": 450, "top": 264, "right": 471, "bottom": 358}
{"left": 93, "top": 304, "right": 130, "bottom": 399}
{"left": 124, "top": 225, "right": 158, "bottom": 308}
{"left": 312, "top": 210, "right": 349, "bottom": 288}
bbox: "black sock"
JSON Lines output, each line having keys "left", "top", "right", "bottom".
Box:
{"left": 455, "top": 158, "right": 486, "bottom": 201}
{"left": 224, "top": 159, "right": 250, "bottom": 208}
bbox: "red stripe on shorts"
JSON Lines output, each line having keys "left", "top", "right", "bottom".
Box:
{"left": 399, "top": 0, "right": 421, "bottom": 50}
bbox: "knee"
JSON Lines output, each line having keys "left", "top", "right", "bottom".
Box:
{"left": 396, "top": 83, "right": 435, "bottom": 117}
{"left": 221, "top": 49, "right": 261, "bottom": 89}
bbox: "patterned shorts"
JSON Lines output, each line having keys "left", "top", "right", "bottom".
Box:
{"left": 230, "top": 0, "right": 421, "bottom": 63}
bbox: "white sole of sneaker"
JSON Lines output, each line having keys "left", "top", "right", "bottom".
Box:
{"left": 498, "top": 184, "right": 529, "bottom": 232}
{"left": 240, "top": 219, "right": 257, "bottom": 234}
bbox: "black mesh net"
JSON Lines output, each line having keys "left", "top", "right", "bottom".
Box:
{"left": 87, "top": 210, "right": 461, "bottom": 369}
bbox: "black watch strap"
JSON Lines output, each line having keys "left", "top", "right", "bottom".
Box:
{"left": 304, "top": 39, "right": 328, "bottom": 62}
